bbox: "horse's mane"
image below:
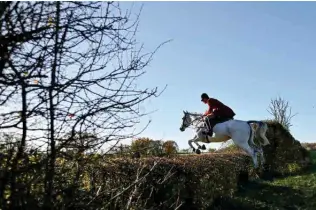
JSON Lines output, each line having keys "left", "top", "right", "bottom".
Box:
{"left": 187, "top": 111, "right": 203, "bottom": 116}
{"left": 184, "top": 111, "right": 204, "bottom": 127}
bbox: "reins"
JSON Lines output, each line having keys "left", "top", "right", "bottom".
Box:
{"left": 185, "top": 113, "right": 205, "bottom": 129}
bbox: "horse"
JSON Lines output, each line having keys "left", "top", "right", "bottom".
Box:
{"left": 179, "top": 111, "right": 270, "bottom": 168}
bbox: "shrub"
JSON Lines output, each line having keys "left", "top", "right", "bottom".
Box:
{"left": 130, "top": 137, "right": 154, "bottom": 156}
{"left": 302, "top": 143, "right": 316, "bottom": 151}
{"left": 131, "top": 138, "right": 180, "bottom": 157}
{"left": 216, "top": 144, "right": 244, "bottom": 154}
{"left": 262, "top": 120, "right": 311, "bottom": 175}
{"left": 84, "top": 152, "right": 253, "bottom": 210}
{"left": 208, "top": 148, "right": 216, "bottom": 153}
{"left": 162, "top": 140, "right": 179, "bottom": 155}
{"left": 0, "top": 151, "right": 253, "bottom": 209}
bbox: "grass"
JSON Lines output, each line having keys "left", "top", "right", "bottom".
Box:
{"left": 212, "top": 151, "right": 316, "bottom": 210}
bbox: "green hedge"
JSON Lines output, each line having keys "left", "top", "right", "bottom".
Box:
{"left": 0, "top": 151, "right": 252, "bottom": 209}
{"left": 261, "top": 121, "right": 310, "bottom": 175}
{"left": 73, "top": 152, "right": 252, "bottom": 210}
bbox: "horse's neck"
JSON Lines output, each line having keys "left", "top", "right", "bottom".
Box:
{"left": 188, "top": 113, "right": 204, "bottom": 128}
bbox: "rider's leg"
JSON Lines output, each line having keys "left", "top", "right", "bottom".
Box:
{"left": 203, "top": 115, "right": 215, "bottom": 136}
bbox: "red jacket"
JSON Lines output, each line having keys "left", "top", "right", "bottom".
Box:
{"left": 204, "top": 98, "right": 235, "bottom": 118}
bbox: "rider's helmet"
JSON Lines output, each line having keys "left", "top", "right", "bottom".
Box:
{"left": 201, "top": 93, "right": 209, "bottom": 101}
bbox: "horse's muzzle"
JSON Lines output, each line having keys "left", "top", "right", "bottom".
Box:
{"left": 180, "top": 127, "right": 184, "bottom": 132}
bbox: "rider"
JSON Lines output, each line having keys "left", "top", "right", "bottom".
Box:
{"left": 201, "top": 93, "right": 236, "bottom": 137}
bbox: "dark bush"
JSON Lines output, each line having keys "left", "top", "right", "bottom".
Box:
{"left": 0, "top": 152, "right": 252, "bottom": 209}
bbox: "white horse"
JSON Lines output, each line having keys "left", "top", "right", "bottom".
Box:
{"left": 179, "top": 111, "right": 270, "bottom": 168}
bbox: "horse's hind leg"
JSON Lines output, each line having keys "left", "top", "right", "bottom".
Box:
{"left": 243, "top": 143, "right": 258, "bottom": 168}
{"left": 258, "top": 147, "right": 265, "bottom": 165}
{"left": 234, "top": 134, "right": 259, "bottom": 168}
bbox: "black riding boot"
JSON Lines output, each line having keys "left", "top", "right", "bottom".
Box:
{"left": 203, "top": 115, "right": 214, "bottom": 137}
{"left": 202, "top": 129, "right": 213, "bottom": 137}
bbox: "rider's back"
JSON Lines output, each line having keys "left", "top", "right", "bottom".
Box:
{"left": 208, "top": 98, "right": 235, "bottom": 118}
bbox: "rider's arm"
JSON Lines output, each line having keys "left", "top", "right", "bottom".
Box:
{"left": 203, "top": 99, "right": 214, "bottom": 116}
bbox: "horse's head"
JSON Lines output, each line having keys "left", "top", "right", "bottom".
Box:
{"left": 180, "top": 110, "right": 192, "bottom": 132}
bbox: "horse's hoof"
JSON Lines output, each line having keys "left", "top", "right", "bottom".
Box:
{"left": 196, "top": 149, "right": 201, "bottom": 154}
{"left": 201, "top": 144, "right": 206, "bottom": 150}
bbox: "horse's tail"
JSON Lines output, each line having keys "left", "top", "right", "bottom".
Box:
{"left": 247, "top": 121, "right": 270, "bottom": 146}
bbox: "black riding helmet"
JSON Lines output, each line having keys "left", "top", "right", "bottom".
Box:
{"left": 201, "top": 93, "right": 209, "bottom": 101}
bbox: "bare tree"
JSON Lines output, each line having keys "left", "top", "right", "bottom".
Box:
{"left": 267, "top": 96, "right": 297, "bottom": 131}
{"left": 0, "top": 1, "right": 169, "bottom": 209}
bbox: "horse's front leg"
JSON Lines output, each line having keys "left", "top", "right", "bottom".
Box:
{"left": 195, "top": 140, "right": 207, "bottom": 151}
{"left": 190, "top": 136, "right": 208, "bottom": 154}
{"left": 188, "top": 136, "right": 203, "bottom": 154}
{"left": 188, "top": 138, "right": 198, "bottom": 152}
{"left": 195, "top": 131, "right": 210, "bottom": 150}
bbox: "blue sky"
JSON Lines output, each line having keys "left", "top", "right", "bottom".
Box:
{"left": 121, "top": 2, "right": 316, "bottom": 149}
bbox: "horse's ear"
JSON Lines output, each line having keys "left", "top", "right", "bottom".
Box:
{"left": 183, "top": 110, "right": 186, "bottom": 114}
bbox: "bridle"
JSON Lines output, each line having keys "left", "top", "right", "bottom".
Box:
{"left": 180, "top": 112, "right": 204, "bottom": 131}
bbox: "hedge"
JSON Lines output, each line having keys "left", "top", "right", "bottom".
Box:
{"left": 0, "top": 151, "right": 254, "bottom": 209}
{"left": 302, "top": 143, "right": 316, "bottom": 151}
{"left": 77, "top": 152, "right": 253, "bottom": 210}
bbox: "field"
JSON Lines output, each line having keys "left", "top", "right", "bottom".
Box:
{"left": 213, "top": 151, "right": 316, "bottom": 210}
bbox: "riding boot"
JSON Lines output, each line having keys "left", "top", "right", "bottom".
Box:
{"left": 208, "top": 128, "right": 213, "bottom": 136}
{"left": 202, "top": 128, "right": 213, "bottom": 137}
{"left": 202, "top": 117, "right": 213, "bottom": 137}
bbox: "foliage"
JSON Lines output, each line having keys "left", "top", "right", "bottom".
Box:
{"left": 179, "top": 148, "right": 191, "bottom": 154}
{"left": 130, "top": 138, "right": 178, "bottom": 157}
{"left": 216, "top": 144, "right": 243, "bottom": 154}
{"left": 212, "top": 151, "right": 316, "bottom": 210}
{"left": 267, "top": 96, "right": 297, "bottom": 131}
{"left": 0, "top": 1, "right": 168, "bottom": 208}
{"left": 0, "top": 148, "right": 253, "bottom": 209}
{"left": 59, "top": 132, "right": 99, "bottom": 154}
{"left": 130, "top": 137, "right": 161, "bottom": 156}
{"left": 262, "top": 120, "right": 310, "bottom": 176}
{"left": 0, "top": 133, "right": 314, "bottom": 209}
{"left": 302, "top": 143, "right": 316, "bottom": 151}
{"left": 162, "top": 140, "right": 179, "bottom": 155}
{"left": 209, "top": 148, "right": 216, "bottom": 152}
